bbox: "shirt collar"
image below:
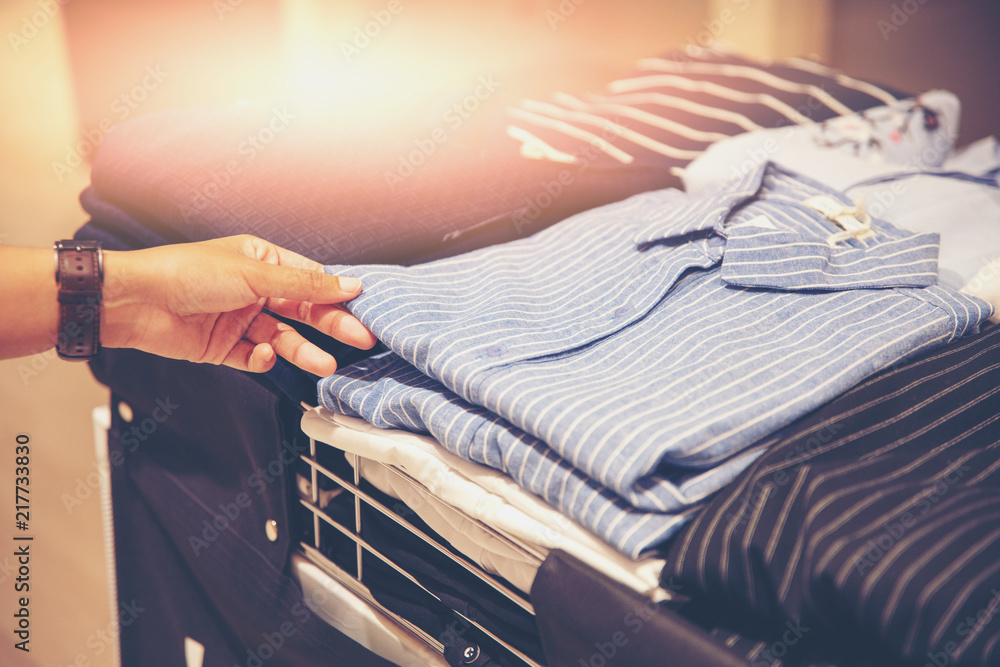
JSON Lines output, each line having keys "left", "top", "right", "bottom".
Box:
{"left": 634, "top": 161, "right": 768, "bottom": 249}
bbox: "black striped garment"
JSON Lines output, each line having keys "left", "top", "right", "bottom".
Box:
{"left": 665, "top": 324, "right": 1000, "bottom": 667}
{"left": 507, "top": 44, "right": 907, "bottom": 177}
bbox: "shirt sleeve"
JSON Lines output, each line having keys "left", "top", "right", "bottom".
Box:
{"left": 719, "top": 226, "right": 941, "bottom": 291}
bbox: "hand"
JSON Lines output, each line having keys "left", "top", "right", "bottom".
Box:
{"left": 101, "top": 235, "right": 377, "bottom": 374}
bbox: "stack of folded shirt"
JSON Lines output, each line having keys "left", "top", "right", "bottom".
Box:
{"left": 318, "top": 150, "right": 993, "bottom": 560}
{"left": 314, "top": 90, "right": 1000, "bottom": 665}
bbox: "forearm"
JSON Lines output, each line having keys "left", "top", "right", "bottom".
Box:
{"left": 0, "top": 247, "right": 60, "bottom": 359}
{"left": 0, "top": 246, "right": 142, "bottom": 360}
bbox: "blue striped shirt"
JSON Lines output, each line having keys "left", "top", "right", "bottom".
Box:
{"left": 319, "top": 162, "right": 992, "bottom": 555}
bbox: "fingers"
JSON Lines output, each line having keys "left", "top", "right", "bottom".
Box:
{"left": 190, "top": 236, "right": 375, "bottom": 374}
{"left": 214, "top": 234, "right": 366, "bottom": 307}
{"left": 265, "top": 298, "right": 378, "bottom": 350}
{"left": 222, "top": 340, "right": 278, "bottom": 374}
{"left": 244, "top": 312, "right": 340, "bottom": 376}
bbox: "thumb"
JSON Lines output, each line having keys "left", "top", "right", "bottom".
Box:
{"left": 245, "top": 262, "right": 362, "bottom": 304}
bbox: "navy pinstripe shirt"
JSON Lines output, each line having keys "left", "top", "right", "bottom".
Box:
{"left": 319, "top": 162, "right": 992, "bottom": 556}
{"left": 666, "top": 324, "right": 1000, "bottom": 666}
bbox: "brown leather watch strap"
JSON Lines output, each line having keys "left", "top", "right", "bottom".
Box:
{"left": 54, "top": 240, "right": 103, "bottom": 360}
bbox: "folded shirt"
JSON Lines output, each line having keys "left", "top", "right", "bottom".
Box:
{"left": 849, "top": 166, "right": 1000, "bottom": 294}
{"left": 355, "top": 458, "right": 543, "bottom": 595}
{"left": 507, "top": 43, "right": 910, "bottom": 172}
{"left": 683, "top": 93, "right": 1000, "bottom": 294}
{"left": 301, "top": 409, "right": 668, "bottom": 598}
{"left": 665, "top": 323, "right": 1000, "bottom": 666}
{"left": 947, "top": 135, "right": 1000, "bottom": 173}
{"left": 683, "top": 90, "right": 960, "bottom": 196}
{"left": 319, "top": 162, "right": 992, "bottom": 556}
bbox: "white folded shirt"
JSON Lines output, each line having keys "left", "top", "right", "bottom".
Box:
{"left": 300, "top": 408, "right": 668, "bottom": 599}
{"left": 354, "top": 459, "right": 542, "bottom": 594}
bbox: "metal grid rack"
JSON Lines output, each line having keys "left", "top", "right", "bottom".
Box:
{"left": 296, "top": 430, "right": 547, "bottom": 667}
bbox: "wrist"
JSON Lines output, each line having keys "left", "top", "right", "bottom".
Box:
{"left": 100, "top": 249, "right": 150, "bottom": 349}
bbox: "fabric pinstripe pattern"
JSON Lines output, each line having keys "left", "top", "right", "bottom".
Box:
{"left": 666, "top": 324, "right": 1000, "bottom": 666}
{"left": 506, "top": 46, "right": 904, "bottom": 172}
{"left": 318, "top": 162, "right": 991, "bottom": 557}
{"left": 319, "top": 351, "right": 726, "bottom": 556}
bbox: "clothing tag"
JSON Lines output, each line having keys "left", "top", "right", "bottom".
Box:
{"left": 805, "top": 195, "right": 876, "bottom": 244}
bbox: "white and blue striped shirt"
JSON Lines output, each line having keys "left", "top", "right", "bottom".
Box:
{"left": 319, "top": 162, "right": 992, "bottom": 556}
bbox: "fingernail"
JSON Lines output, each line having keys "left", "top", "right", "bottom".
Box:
{"left": 341, "top": 277, "right": 362, "bottom": 292}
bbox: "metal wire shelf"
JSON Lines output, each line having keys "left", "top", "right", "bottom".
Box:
{"left": 297, "top": 433, "right": 546, "bottom": 667}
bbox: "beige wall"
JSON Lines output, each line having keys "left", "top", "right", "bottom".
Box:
{"left": 708, "top": 0, "right": 831, "bottom": 62}
{"left": 0, "top": 3, "right": 112, "bottom": 666}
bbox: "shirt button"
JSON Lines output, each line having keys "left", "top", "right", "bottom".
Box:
{"left": 117, "top": 401, "right": 134, "bottom": 423}
{"left": 612, "top": 305, "right": 633, "bottom": 319}
{"left": 486, "top": 344, "right": 507, "bottom": 358}
{"left": 707, "top": 234, "right": 726, "bottom": 247}
{"left": 461, "top": 644, "right": 481, "bottom": 664}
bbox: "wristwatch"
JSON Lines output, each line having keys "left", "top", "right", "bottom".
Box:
{"left": 53, "top": 240, "right": 104, "bottom": 360}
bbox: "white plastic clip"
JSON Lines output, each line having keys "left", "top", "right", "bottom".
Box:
{"left": 805, "top": 195, "right": 876, "bottom": 246}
